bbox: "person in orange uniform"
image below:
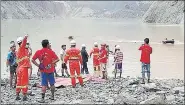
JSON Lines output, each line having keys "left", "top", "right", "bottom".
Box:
{"left": 15, "top": 35, "right": 31, "bottom": 101}
{"left": 90, "top": 42, "right": 101, "bottom": 77}
{"left": 99, "top": 43, "right": 108, "bottom": 79}
{"left": 64, "top": 40, "right": 84, "bottom": 88}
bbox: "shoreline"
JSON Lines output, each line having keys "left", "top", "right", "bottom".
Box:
{"left": 1, "top": 18, "right": 184, "bottom": 26}
{"left": 1, "top": 75, "right": 184, "bottom": 104}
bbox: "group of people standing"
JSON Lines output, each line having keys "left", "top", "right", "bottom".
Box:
{"left": 6, "top": 34, "right": 152, "bottom": 103}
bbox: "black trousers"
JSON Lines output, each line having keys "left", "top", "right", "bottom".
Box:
{"left": 81, "top": 62, "right": 89, "bottom": 74}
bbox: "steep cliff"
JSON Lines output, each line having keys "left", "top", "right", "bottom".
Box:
{"left": 1, "top": 1, "right": 153, "bottom": 19}
{"left": 67, "top": 1, "right": 153, "bottom": 18}
{"left": 143, "top": 1, "right": 184, "bottom": 24}
{"left": 1, "top": 1, "right": 68, "bottom": 19}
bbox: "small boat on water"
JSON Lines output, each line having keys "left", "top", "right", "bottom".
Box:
{"left": 162, "top": 38, "right": 175, "bottom": 44}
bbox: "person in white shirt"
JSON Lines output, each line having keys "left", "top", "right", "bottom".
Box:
{"left": 60, "top": 45, "right": 70, "bottom": 77}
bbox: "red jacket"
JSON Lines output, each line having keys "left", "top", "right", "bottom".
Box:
{"left": 139, "top": 44, "right": 152, "bottom": 64}
{"left": 99, "top": 48, "right": 108, "bottom": 64}
{"left": 90, "top": 47, "right": 100, "bottom": 60}
{"left": 32, "top": 48, "right": 58, "bottom": 73}
{"left": 16, "top": 37, "right": 31, "bottom": 68}
{"left": 64, "top": 47, "right": 82, "bottom": 65}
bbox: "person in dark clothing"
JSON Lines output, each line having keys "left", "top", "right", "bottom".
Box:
{"left": 81, "top": 44, "right": 89, "bottom": 74}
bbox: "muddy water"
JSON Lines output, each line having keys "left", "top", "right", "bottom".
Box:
{"left": 1, "top": 18, "right": 184, "bottom": 79}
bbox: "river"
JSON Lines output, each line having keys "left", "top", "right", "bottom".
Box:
{"left": 1, "top": 18, "right": 184, "bottom": 79}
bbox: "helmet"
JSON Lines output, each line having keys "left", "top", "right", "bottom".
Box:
{"left": 70, "top": 40, "right": 76, "bottom": 45}
{"left": 16, "top": 37, "right": 23, "bottom": 44}
{"left": 94, "top": 42, "right": 98, "bottom": 46}
{"left": 116, "top": 45, "right": 120, "bottom": 49}
{"left": 81, "top": 44, "right": 86, "bottom": 47}
{"left": 101, "top": 43, "right": 106, "bottom": 46}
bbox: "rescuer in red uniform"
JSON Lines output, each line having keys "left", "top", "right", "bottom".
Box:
{"left": 90, "top": 42, "right": 101, "bottom": 77}
{"left": 64, "top": 40, "right": 84, "bottom": 88}
{"left": 99, "top": 43, "right": 108, "bottom": 79}
{"left": 16, "top": 35, "right": 31, "bottom": 101}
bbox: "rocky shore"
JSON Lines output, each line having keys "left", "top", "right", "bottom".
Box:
{"left": 1, "top": 75, "right": 184, "bottom": 104}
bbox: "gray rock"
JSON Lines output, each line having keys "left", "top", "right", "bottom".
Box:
{"left": 81, "top": 99, "right": 94, "bottom": 104}
{"left": 132, "top": 85, "right": 137, "bottom": 88}
{"left": 173, "top": 87, "right": 184, "bottom": 94}
{"left": 140, "top": 95, "right": 166, "bottom": 104}
{"left": 143, "top": 83, "right": 161, "bottom": 92}
{"left": 71, "top": 99, "right": 82, "bottom": 104}
{"left": 166, "top": 95, "right": 175, "bottom": 102}
{"left": 107, "top": 98, "right": 114, "bottom": 104}
{"left": 129, "top": 79, "right": 140, "bottom": 85}
{"left": 143, "top": 1, "right": 184, "bottom": 24}
{"left": 115, "top": 93, "right": 138, "bottom": 104}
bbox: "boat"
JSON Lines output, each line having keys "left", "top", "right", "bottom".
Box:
{"left": 162, "top": 39, "right": 175, "bottom": 44}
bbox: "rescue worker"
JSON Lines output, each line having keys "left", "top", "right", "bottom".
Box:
{"left": 16, "top": 35, "right": 31, "bottom": 101}
{"left": 32, "top": 39, "right": 59, "bottom": 103}
{"left": 99, "top": 43, "right": 108, "bottom": 79}
{"left": 90, "top": 42, "right": 101, "bottom": 77}
{"left": 6, "top": 43, "right": 17, "bottom": 88}
{"left": 81, "top": 44, "right": 89, "bottom": 75}
{"left": 64, "top": 40, "right": 84, "bottom": 88}
{"left": 60, "top": 45, "right": 70, "bottom": 77}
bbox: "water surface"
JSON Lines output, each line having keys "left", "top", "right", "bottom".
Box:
{"left": 1, "top": 18, "right": 184, "bottom": 79}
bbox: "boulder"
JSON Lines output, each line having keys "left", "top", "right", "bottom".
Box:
{"left": 107, "top": 98, "right": 114, "bottom": 104}
{"left": 166, "top": 95, "right": 175, "bottom": 102}
{"left": 173, "top": 87, "right": 184, "bottom": 94}
{"left": 140, "top": 95, "right": 166, "bottom": 104}
{"left": 81, "top": 99, "right": 94, "bottom": 104}
{"left": 1, "top": 82, "right": 6, "bottom": 86}
{"left": 132, "top": 85, "right": 137, "bottom": 88}
{"left": 115, "top": 93, "right": 138, "bottom": 104}
{"left": 51, "top": 100, "right": 66, "bottom": 104}
{"left": 143, "top": 83, "right": 161, "bottom": 92}
{"left": 129, "top": 79, "right": 140, "bottom": 85}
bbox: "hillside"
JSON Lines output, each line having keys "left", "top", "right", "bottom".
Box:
{"left": 1, "top": 1, "right": 68, "bottom": 19}
{"left": 143, "top": 1, "right": 184, "bottom": 24}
